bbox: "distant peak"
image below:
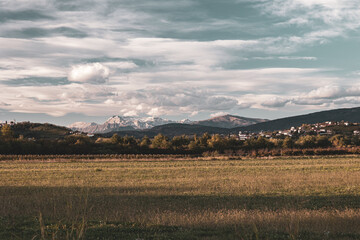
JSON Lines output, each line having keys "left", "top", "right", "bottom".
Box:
{"left": 67, "top": 121, "right": 93, "bottom": 129}
{"left": 68, "top": 114, "right": 268, "bottom": 133}
{"left": 179, "top": 119, "right": 192, "bottom": 124}
{"left": 196, "top": 114, "right": 268, "bottom": 128}
{"left": 210, "top": 114, "right": 235, "bottom": 119}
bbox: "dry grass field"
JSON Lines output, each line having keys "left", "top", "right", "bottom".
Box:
{"left": 1, "top": 155, "right": 360, "bottom": 239}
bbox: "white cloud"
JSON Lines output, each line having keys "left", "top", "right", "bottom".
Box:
{"left": 249, "top": 56, "right": 317, "bottom": 61}
{"left": 210, "top": 112, "right": 229, "bottom": 118}
{"left": 261, "top": 97, "right": 290, "bottom": 108}
{"left": 301, "top": 85, "right": 360, "bottom": 100}
{"left": 105, "top": 61, "right": 138, "bottom": 69}
{"left": 118, "top": 38, "right": 258, "bottom": 67}
{"left": 1, "top": 0, "right": 360, "bottom": 121}
{"left": 276, "top": 17, "right": 310, "bottom": 26}
{"left": 334, "top": 97, "right": 360, "bottom": 105}
{"left": 262, "top": 0, "right": 360, "bottom": 29}
{"left": 291, "top": 98, "right": 331, "bottom": 106}
{"left": 306, "top": 85, "right": 344, "bottom": 99}
{"left": 233, "top": 84, "right": 360, "bottom": 110}
{"left": 147, "top": 107, "right": 165, "bottom": 117}
{"left": 123, "top": 110, "right": 138, "bottom": 117}
{"left": 1, "top": 81, "right": 360, "bottom": 118}
{"left": 257, "top": 0, "right": 360, "bottom": 57}
{"left": 68, "top": 63, "right": 110, "bottom": 84}
{"left": 0, "top": 65, "right": 344, "bottom": 117}
{"left": 190, "top": 111, "right": 199, "bottom": 117}
{"left": 0, "top": 55, "right": 65, "bottom": 81}
{"left": 278, "top": 56, "right": 317, "bottom": 60}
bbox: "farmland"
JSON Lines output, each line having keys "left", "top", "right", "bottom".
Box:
{"left": 1, "top": 155, "right": 360, "bottom": 239}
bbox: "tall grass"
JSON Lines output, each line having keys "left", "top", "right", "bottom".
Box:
{"left": 1, "top": 156, "right": 360, "bottom": 239}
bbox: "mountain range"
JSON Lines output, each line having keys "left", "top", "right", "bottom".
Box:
{"left": 69, "top": 116, "right": 176, "bottom": 133}
{"left": 66, "top": 107, "right": 360, "bottom": 137}
{"left": 7, "top": 106, "right": 360, "bottom": 139}
{"left": 69, "top": 115, "right": 267, "bottom": 134}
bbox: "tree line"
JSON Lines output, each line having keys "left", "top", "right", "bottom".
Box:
{"left": 1, "top": 124, "right": 360, "bottom": 155}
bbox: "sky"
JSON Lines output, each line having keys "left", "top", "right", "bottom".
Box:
{"left": 1, "top": 0, "right": 360, "bottom": 126}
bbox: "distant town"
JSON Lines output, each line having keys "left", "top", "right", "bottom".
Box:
{"left": 238, "top": 121, "right": 360, "bottom": 140}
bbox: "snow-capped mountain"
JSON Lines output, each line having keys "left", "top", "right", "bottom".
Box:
{"left": 68, "top": 116, "right": 181, "bottom": 133}
{"left": 105, "top": 116, "right": 176, "bottom": 130}
{"left": 68, "top": 122, "right": 96, "bottom": 130}
{"left": 179, "top": 119, "right": 192, "bottom": 124}
{"left": 68, "top": 114, "right": 269, "bottom": 134}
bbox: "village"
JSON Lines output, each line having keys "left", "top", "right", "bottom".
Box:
{"left": 238, "top": 121, "right": 360, "bottom": 140}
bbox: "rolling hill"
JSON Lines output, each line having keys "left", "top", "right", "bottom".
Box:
{"left": 235, "top": 107, "right": 360, "bottom": 132}
{"left": 11, "top": 122, "right": 72, "bottom": 139}
{"left": 102, "top": 123, "right": 231, "bottom": 138}
{"left": 195, "top": 114, "right": 268, "bottom": 128}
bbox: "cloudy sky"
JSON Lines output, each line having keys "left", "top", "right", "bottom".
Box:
{"left": 1, "top": 0, "right": 360, "bottom": 125}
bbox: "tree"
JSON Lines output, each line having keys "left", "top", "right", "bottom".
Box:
{"left": 207, "top": 134, "right": 226, "bottom": 152}
{"left": 351, "top": 136, "right": 360, "bottom": 146}
{"left": 171, "top": 135, "right": 190, "bottom": 150}
{"left": 111, "top": 134, "right": 121, "bottom": 144}
{"left": 256, "top": 136, "right": 273, "bottom": 149}
{"left": 315, "top": 135, "right": 331, "bottom": 148}
{"left": 140, "top": 135, "right": 151, "bottom": 148}
{"left": 296, "top": 135, "right": 316, "bottom": 148}
{"left": 122, "top": 135, "right": 137, "bottom": 146}
{"left": 151, "top": 134, "right": 170, "bottom": 149}
{"left": 243, "top": 136, "right": 272, "bottom": 150}
{"left": 243, "top": 137, "right": 258, "bottom": 149}
{"left": 199, "top": 133, "right": 211, "bottom": 148}
{"left": 1, "top": 124, "right": 13, "bottom": 139}
{"left": 227, "top": 136, "right": 241, "bottom": 149}
{"left": 270, "top": 138, "right": 283, "bottom": 148}
{"left": 330, "top": 135, "right": 348, "bottom": 147}
{"left": 283, "top": 136, "right": 294, "bottom": 148}
{"left": 188, "top": 140, "right": 201, "bottom": 152}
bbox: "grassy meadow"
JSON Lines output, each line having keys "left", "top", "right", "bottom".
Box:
{"left": 1, "top": 155, "right": 360, "bottom": 239}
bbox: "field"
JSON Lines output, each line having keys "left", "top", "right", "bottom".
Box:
{"left": 1, "top": 155, "right": 360, "bottom": 239}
